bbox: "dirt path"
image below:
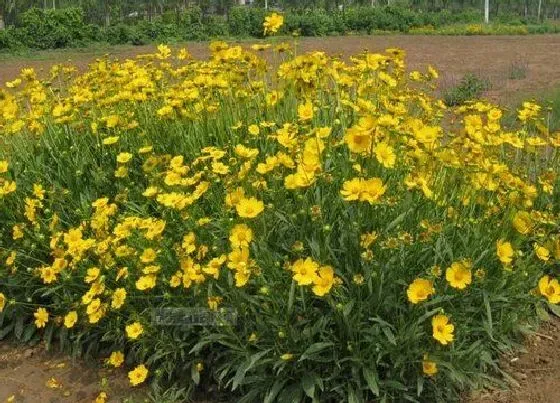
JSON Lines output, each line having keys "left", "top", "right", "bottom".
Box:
{"left": 1, "top": 35, "right": 560, "bottom": 101}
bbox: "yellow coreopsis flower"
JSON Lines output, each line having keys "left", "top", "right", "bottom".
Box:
{"left": 107, "top": 351, "right": 125, "bottom": 368}
{"left": 236, "top": 197, "right": 264, "bottom": 219}
{"left": 111, "top": 288, "right": 127, "bottom": 309}
{"left": 125, "top": 322, "right": 144, "bottom": 340}
{"left": 312, "top": 266, "right": 335, "bottom": 296}
{"left": 496, "top": 239, "right": 514, "bottom": 264}
{"left": 534, "top": 244, "right": 550, "bottom": 261}
{"left": 432, "top": 314, "right": 454, "bottom": 345}
{"left": 406, "top": 278, "right": 435, "bottom": 304}
{"left": 375, "top": 142, "right": 396, "bottom": 168}
{"left": 0, "top": 293, "right": 6, "bottom": 312}
{"left": 263, "top": 12, "right": 284, "bottom": 35}
{"left": 422, "top": 354, "right": 438, "bottom": 376}
{"left": 445, "top": 260, "right": 472, "bottom": 290}
{"left": 292, "top": 257, "right": 319, "bottom": 286}
{"left": 63, "top": 311, "right": 78, "bottom": 328}
{"left": 34, "top": 307, "right": 49, "bottom": 328}
{"left": 538, "top": 275, "right": 560, "bottom": 304}
{"left": 297, "top": 100, "right": 314, "bottom": 121}
{"left": 229, "top": 223, "right": 253, "bottom": 248}
{"left": 512, "top": 211, "right": 533, "bottom": 235}
{"left": 128, "top": 364, "right": 148, "bottom": 386}
{"left": 116, "top": 152, "right": 133, "bottom": 164}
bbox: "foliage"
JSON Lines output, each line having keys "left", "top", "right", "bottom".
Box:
{"left": 2, "top": 5, "right": 560, "bottom": 51}
{"left": 442, "top": 73, "right": 492, "bottom": 106}
{"left": 1, "top": 39, "right": 560, "bottom": 402}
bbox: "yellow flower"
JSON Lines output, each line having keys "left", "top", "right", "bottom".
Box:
{"left": 406, "top": 278, "right": 435, "bottom": 304}
{"left": 422, "top": 354, "right": 438, "bottom": 376}
{"left": 312, "top": 266, "right": 335, "bottom": 296}
{"left": 248, "top": 124, "right": 260, "bottom": 136}
{"left": 297, "top": 100, "right": 314, "bottom": 121}
{"left": 0, "top": 160, "right": 8, "bottom": 173}
{"left": 128, "top": 364, "right": 148, "bottom": 386}
{"left": 116, "top": 152, "right": 133, "bottom": 164}
{"left": 34, "top": 307, "right": 49, "bottom": 328}
{"left": 496, "top": 239, "right": 514, "bottom": 264}
{"left": 85, "top": 267, "right": 100, "bottom": 284}
{"left": 102, "top": 136, "right": 119, "bottom": 145}
{"left": 534, "top": 244, "right": 550, "bottom": 261}
{"left": 292, "top": 257, "right": 319, "bottom": 286}
{"left": 432, "top": 314, "right": 454, "bottom": 345}
{"left": 361, "top": 178, "right": 387, "bottom": 204}
{"left": 125, "top": 322, "right": 144, "bottom": 340}
{"left": 375, "top": 142, "right": 396, "bottom": 168}
{"left": 538, "top": 275, "right": 560, "bottom": 304}
{"left": 263, "top": 12, "right": 284, "bottom": 35}
{"left": 280, "top": 353, "right": 294, "bottom": 361}
{"left": 63, "top": 311, "right": 78, "bottom": 328}
{"left": 229, "top": 223, "right": 253, "bottom": 248}
{"left": 236, "top": 197, "right": 264, "bottom": 219}
{"left": 95, "top": 392, "right": 107, "bottom": 403}
{"left": 140, "top": 248, "right": 157, "bottom": 263}
{"left": 512, "top": 211, "right": 533, "bottom": 235}
{"left": 0, "top": 293, "right": 6, "bottom": 312}
{"left": 107, "top": 351, "right": 125, "bottom": 368}
{"left": 207, "top": 296, "right": 223, "bottom": 311}
{"left": 111, "top": 288, "right": 127, "bottom": 309}
{"left": 340, "top": 177, "right": 386, "bottom": 204}
{"left": 445, "top": 260, "right": 472, "bottom": 290}
{"left": 12, "top": 224, "right": 24, "bottom": 240}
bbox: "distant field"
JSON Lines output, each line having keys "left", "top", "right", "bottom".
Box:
{"left": 1, "top": 34, "right": 560, "bottom": 102}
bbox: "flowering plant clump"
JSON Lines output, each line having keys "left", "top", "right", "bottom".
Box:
{"left": 0, "top": 36, "right": 559, "bottom": 401}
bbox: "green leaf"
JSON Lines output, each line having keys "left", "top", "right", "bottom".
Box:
{"left": 14, "top": 315, "right": 24, "bottom": 340}
{"left": 191, "top": 364, "right": 200, "bottom": 385}
{"left": 299, "top": 342, "right": 334, "bottom": 362}
{"left": 348, "top": 387, "right": 361, "bottom": 403}
{"left": 416, "top": 376, "right": 424, "bottom": 397}
{"left": 549, "top": 303, "right": 560, "bottom": 318}
{"left": 232, "top": 349, "right": 270, "bottom": 390}
{"left": 382, "top": 326, "right": 397, "bottom": 345}
{"left": 363, "top": 367, "right": 380, "bottom": 397}
{"left": 536, "top": 304, "right": 550, "bottom": 321}
{"left": 301, "top": 373, "right": 316, "bottom": 399}
{"left": 482, "top": 291, "right": 495, "bottom": 341}
{"left": 22, "top": 324, "right": 36, "bottom": 343}
{"left": 264, "top": 379, "right": 288, "bottom": 403}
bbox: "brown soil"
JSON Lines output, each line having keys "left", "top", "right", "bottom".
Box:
{"left": 1, "top": 35, "right": 560, "bottom": 101}
{"left": 0, "top": 343, "right": 145, "bottom": 402}
{"left": 468, "top": 316, "right": 560, "bottom": 403}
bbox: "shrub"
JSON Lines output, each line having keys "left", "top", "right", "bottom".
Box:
{"left": 18, "top": 7, "right": 94, "bottom": 49}
{"left": 228, "top": 6, "right": 266, "bottom": 37}
{"left": 284, "top": 10, "right": 336, "bottom": 36}
{"left": 442, "top": 73, "right": 491, "bottom": 106}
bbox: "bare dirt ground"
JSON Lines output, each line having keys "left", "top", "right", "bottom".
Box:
{"left": 469, "top": 316, "right": 560, "bottom": 403}
{"left": 0, "top": 343, "right": 144, "bottom": 402}
{"left": 1, "top": 35, "right": 560, "bottom": 102}
{"left": 1, "top": 35, "right": 559, "bottom": 402}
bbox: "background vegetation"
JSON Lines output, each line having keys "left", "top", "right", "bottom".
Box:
{"left": 1, "top": 1, "right": 560, "bottom": 50}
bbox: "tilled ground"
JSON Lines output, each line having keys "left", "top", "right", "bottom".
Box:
{"left": 1, "top": 35, "right": 560, "bottom": 101}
